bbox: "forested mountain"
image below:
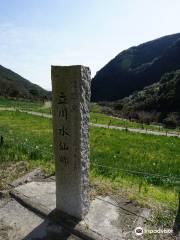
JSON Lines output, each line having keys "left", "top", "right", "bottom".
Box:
{"left": 92, "top": 33, "right": 180, "bottom": 102}
{"left": 115, "top": 70, "right": 180, "bottom": 114}
{"left": 0, "top": 65, "right": 50, "bottom": 100}
{"left": 107, "top": 70, "right": 179, "bottom": 127}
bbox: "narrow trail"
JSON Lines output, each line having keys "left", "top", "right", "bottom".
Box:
{"left": 0, "top": 107, "right": 179, "bottom": 138}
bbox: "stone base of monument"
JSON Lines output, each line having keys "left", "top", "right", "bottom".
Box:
{"left": 0, "top": 180, "right": 151, "bottom": 240}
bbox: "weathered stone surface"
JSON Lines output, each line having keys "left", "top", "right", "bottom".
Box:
{"left": 10, "top": 181, "right": 151, "bottom": 240}
{"left": 0, "top": 199, "right": 44, "bottom": 240}
{"left": 82, "top": 196, "right": 150, "bottom": 240}
{"left": 9, "top": 168, "right": 46, "bottom": 188}
{"left": 51, "top": 65, "right": 91, "bottom": 220}
{"left": 10, "top": 181, "right": 56, "bottom": 216}
{"left": 0, "top": 198, "right": 82, "bottom": 240}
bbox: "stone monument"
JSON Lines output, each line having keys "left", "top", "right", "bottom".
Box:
{"left": 51, "top": 65, "right": 91, "bottom": 220}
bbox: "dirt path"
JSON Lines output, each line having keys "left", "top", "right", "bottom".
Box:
{"left": 0, "top": 107, "right": 179, "bottom": 138}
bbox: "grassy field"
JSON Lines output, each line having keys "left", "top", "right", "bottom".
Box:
{"left": 1, "top": 98, "right": 180, "bottom": 134}
{"left": 0, "top": 98, "right": 43, "bottom": 110}
{"left": 90, "top": 112, "right": 180, "bottom": 134}
{"left": 0, "top": 97, "right": 51, "bottom": 114}
{"left": 0, "top": 110, "right": 179, "bottom": 215}
{"left": 90, "top": 103, "right": 180, "bottom": 133}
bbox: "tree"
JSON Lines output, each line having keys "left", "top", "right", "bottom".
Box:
{"left": 163, "top": 113, "right": 180, "bottom": 129}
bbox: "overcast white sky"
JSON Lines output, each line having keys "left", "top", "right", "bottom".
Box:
{"left": 0, "top": 0, "right": 180, "bottom": 90}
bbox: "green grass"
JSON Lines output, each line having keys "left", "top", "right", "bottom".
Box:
{"left": 1, "top": 98, "right": 179, "bottom": 134}
{"left": 90, "top": 112, "right": 180, "bottom": 134}
{"left": 90, "top": 127, "right": 180, "bottom": 182}
{"left": 0, "top": 97, "right": 52, "bottom": 114}
{"left": 0, "top": 100, "right": 179, "bottom": 229}
{"left": 0, "top": 97, "right": 43, "bottom": 110}
{"left": 0, "top": 111, "right": 179, "bottom": 213}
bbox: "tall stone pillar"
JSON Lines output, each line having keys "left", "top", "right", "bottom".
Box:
{"left": 51, "top": 65, "right": 91, "bottom": 220}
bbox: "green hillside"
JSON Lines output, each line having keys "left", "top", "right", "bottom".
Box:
{"left": 0, "top": 65, "right": 51, "bottom": 100}
{"left": 92, "top": 33, "right": 180, "bottom": 101}
{"left": 114, "top": 70, "right": 180, "bottom": 126}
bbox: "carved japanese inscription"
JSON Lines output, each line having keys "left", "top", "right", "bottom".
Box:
{"left": 51, "top": 65, "right": 91, "bottom": 220}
